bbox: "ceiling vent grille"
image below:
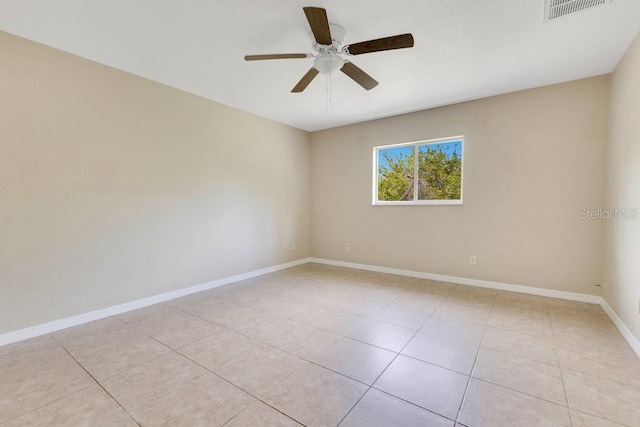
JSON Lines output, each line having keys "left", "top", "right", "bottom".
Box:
{"left": 544, "top": 0, "right": 613, "bottom": 21}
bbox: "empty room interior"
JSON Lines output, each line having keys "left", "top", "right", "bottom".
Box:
{"left": 2, "top": 1, "right": 640, "bottom": 426}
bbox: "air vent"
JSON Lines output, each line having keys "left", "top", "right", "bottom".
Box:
{"left": 544, "top": 0, "right": 613, "bottom": 21}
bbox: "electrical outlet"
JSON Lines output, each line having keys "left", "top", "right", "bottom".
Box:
{"left": 291, "top": 242, "right": 296, "bottom": 251}
{"left": 469, "top": 255, "right": 477, "bottom": 265}
{"left": 344, "top": 243, "right": 350, "bottom": 251}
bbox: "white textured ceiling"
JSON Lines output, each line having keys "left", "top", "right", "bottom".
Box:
{"left": 1, "top": 0, "right": 639, "bottom": 131}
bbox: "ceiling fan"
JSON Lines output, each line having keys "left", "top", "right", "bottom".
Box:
{"left": 244, "top": 7, "right": 414, "bottom": 93}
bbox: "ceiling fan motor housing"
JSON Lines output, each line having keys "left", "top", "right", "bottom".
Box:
{"left": 312, "top": 24, "right": 346, "bottom": 52}
{"left": 311, "top": 24, "right": 347, "bottom": 75}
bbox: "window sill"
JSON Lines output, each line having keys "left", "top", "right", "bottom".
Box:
{"left": 373, "top": 200, "right": 463, "bottom": 206}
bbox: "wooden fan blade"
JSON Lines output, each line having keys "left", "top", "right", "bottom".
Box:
{"left": 292, "top": 68, "right": 319, "bottom": 93}
{"left": 245, "top": 54, "right": 308, "bottom": 61}
{"left": 341, "top": 61, "right": 378, "bottom": 90}
{"left": 303, "top": 7, "right": 332, "bottom": 45}
{"left": 345, "top": 33, "right": 414, "bottom": 55}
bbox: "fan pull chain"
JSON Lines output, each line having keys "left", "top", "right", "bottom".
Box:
{"left": 329, "top": 71, "right": 332, "bottom": 108}
{"left": 326, "top": 73, "right": 331, "bottom": 113}
{"left": 325, "top": 57, "right": 332, "bottom": 113}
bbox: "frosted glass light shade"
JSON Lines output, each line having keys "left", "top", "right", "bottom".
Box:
{"left": 314, "top": 54, "right": 344, "bottom": 75}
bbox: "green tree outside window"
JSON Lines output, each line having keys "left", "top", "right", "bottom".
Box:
{"left": 377, "top": 140, "right": 462, "bottom": 202}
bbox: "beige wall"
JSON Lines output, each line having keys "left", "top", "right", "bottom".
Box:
{"left": 311, "top": 77, "right": 610, "bottom": 295}
{"left": 603, "top": 32, "right": 640, "bottom": 341}
{"left": 0, "top": 32, "right": 310, "bottom": 334}
{"left": 2, "top": 27, "right": 633, "bottom": 340}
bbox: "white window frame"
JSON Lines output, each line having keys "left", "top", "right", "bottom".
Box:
{"left": 372, "top": 136, "right": 464, "bottom": 206}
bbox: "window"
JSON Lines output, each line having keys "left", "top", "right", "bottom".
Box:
{"left": 373, "top": 137, "right": 463, "bottom": 205}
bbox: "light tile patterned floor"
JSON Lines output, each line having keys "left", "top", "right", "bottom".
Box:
{"left": 1, "top": 263, "right": 639, "bottom": 426}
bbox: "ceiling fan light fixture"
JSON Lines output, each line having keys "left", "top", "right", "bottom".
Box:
{"left": 244, "top": 7, "right": 414, "bottom": 92}
{"left": 314, "top": 54, "right": 344, "bottom": 75}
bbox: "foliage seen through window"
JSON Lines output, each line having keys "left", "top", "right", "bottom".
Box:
{"left": 376, "top": 139, "right": 462, "bottom": 203}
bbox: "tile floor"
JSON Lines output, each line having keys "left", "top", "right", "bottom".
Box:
{"left": 1, "top": 263, "right": 640, "bottom": 426}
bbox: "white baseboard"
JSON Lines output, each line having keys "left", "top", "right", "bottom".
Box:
{"left": 310, "top": 257, "right": 640, "bottom": 357}
{"left": 309, "top": 258, "right": 601, "bottom": 303}
{"left": 599, "top": 299, "right": 640, "bottom": 357}
{"left": 0, "top": 258, "right": 311, "bottom": 347}
{"left": 3, "top": 256, "right": 639, "bottom": 359}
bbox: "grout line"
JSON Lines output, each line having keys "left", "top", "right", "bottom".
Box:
{"left": 0, "top": 259, "right": 312, "bottom": 348}
{"left": 125, "top": 289, "right": 419, "bottom": 404}
{"left": 179, "top": 353, "right": 304, "bottom": 427}
{"left": 220, "top": 406, "right": 251, "bottom": 426}
{"left": 162, "top": 295, "right": 405, "bottom": 394}
{"left": 335, "top": 281, "right": 456, "bottom": 425}
{"left": 94, "top": 317, "right": 303, "bottom": 425}
{"left": 59, "top": 319, "right": 217, "bottom": 416}
{"left": 550, "top": 310, "right": 574, "bottom": 427}
{"left": 196, "top": 287, "right": 390, "bottom": 337}
{"left": 366, "top": 387, "right": 461, "bottom": 424}
{"left": 15, "top": 265, "right": 629, "bottom": 426}
{"left": 49, "top": 334, "right": 142, "bottom": 426}
{"left": 68, "top": 330, "right": 174, "bottom": 383}
{"left": 0, "top": 385, "right": 100, "bottom": 425}
{"left": 208, "top": 273, "right": 531, "bottom": 425}
{"left": 0, "top": 337, "right": 100, "bottom": 425}
{"left": 453, "top": 289, "right": 496, "bottom": 424}
{"left": 463, "top": 377, "right": 572, "bottom": 408}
